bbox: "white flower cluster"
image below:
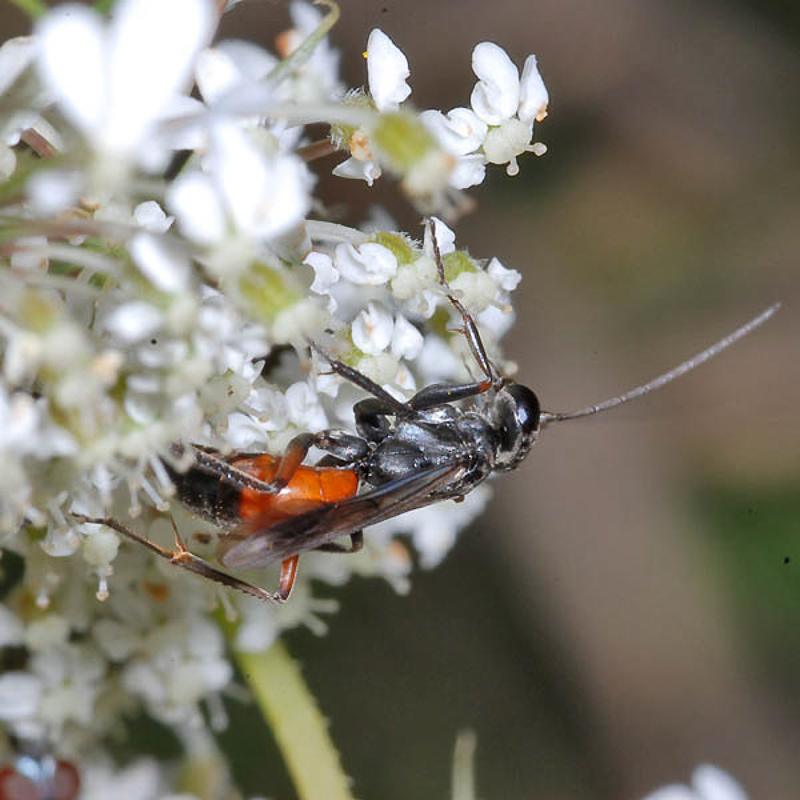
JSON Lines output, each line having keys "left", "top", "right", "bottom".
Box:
{"left": 0, "top": 0, "right": 544, "bottom": 783}
{"left": 333, "top": 29, "right": 549, "bottom": 190}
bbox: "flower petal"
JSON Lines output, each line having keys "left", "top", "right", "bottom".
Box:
{"left": 335, "top": 242, "right": 397, "bottom": 285}
{"left": 129, "top": 233, "right": 190, "bottom": 293}
{"left": 167, "top": 171, "right": 226, "bottom": 245}
{"left": 366, "top": 29, "right": 411, "bottom": 111}
{"left": 105, "top": 0, "right": 214, "bottom": 153}
{"left": 470, "top": 42, "right": 520, "bottom": 125}
{"left": 352, "top": 303, "right": 394, "bottom": 355}
{"left": 391, "top": 314, "right": 424, "bottom": 360}
{"left": 36, "top": 5, "right": 106, "bottom": 139}
{"left": 518, "top": 54, "right": 549, "bottom": 124}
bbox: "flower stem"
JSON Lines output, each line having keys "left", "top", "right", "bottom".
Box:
{"left": 8, "top": 0, "right": 47, "bottom": 18}
{"left": 231, "top": 638, "right": 355, "bottom": 800}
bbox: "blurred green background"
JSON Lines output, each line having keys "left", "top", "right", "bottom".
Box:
{"left": 5, "top": 0, "right": 799, "bottom": 797}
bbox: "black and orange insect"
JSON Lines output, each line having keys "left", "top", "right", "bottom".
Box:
{"left": 75, "top": 228, "right": 779, "bottom": 603}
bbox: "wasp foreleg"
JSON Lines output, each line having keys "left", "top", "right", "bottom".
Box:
{"left": 408, "top": 380, "right": 493, "bottom": 410}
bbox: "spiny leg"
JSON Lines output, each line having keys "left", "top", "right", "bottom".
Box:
{"left": 172, "top": 445, "right": 282, "bottom": 495}
{"left": 261, "top": 430, "right": 369, "bottom": 492}
{"left": 309, "top": 340, "right": 408, "bottom": 413}
{"left": 72, "top": 514, "right": 293, "bottom": 604}
{"left": 426, "top": 218, "right": 497, "bottom": 390}
{"left": 177, "top": 434, "right": 367, "bottom": 496}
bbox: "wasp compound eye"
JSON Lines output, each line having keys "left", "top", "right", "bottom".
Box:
{"left": 507, "top": 384, "right": 540, "bottom": 434}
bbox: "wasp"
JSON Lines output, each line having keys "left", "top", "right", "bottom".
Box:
{"left": 75, "top": 227, "right": 779, "bottom": 603}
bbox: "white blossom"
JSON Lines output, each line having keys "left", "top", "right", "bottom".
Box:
{"left": 0, "top": 1, "right": 543, "bottom": 780}
{"left": 391, "top": 314, "right": 424, "bottom": 360}
{"left": 366, "top": 29, "right": 411, "bottom": 112}
{"left": 35, "top": 0, "right": 214, "bottom": 174}
{"left": 352, "top": 302, "right": 394, "bottom": 355}
{"left": 422, "top": 42, "right": 549, "bottom": 186}
{"left": 335, "top": 241, "right": 398, "bottom": 285}
{"left": 168, "top": 122, "right": 313, "bottom": 250}
{"left": 642, "top": 765, "right": 747, "bottom": 800}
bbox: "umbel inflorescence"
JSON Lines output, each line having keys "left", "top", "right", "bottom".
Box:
{"left": 0, "top": 0, "right": 548, "bottom": 785}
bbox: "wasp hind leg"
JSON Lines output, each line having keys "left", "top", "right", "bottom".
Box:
{"left": 72, "top": 514, "right": 296, "bottom": 604}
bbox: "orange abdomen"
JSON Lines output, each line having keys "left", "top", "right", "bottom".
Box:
{"left": 233, "top": 454, "right": 359, "bottom": 526}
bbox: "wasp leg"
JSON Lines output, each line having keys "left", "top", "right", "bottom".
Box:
{"left": 264, "top": 430, "right": 369, "bottom": 492}
{"left": 277, "top": 555, "right": 299, "bottom": 601}
{"left": 408, "top": 380, "right": 492, "bottom": 410}
{"left": 427, "top": 219, "right": 498, "bottom": 387}
{"left": 313, "top": 531, "right": 364, "bottom": 554}
{"left": 353, "top": 397, "right": 397, "bottom": 441}
{"left": 178, "top": 446, "right": 282, "bottom": 495}
{"left": 72, "top": 514, "right": 291, "bottom": 604}
{"left": 310, "top": 341, "right": 408, "bottom": 412}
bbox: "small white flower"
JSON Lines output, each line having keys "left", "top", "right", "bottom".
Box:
{"left": 195, "top": 39, "right": 277, "bottom": 107}
{"left": 102, "top": 302, "right": 164, "bottom": 344}
{"left": 335, "top": 241, "right": 397, "bottom": 285}
{"left": 285, "top": 381, "right": 328, "bottom": 432}
{"left": 0, "top": 671, "right": 42, "bottom": 721}
{"left": 642, "top": 764, "right": 747, "bottom": 800}
{"left": 477, "top": 303, "right": 515, "bottom": 338}
{"left": 424, "top": 216, "right": 456, "bottom": 256}
{"left": 487, "top": 257, "right": 522, "bottom": 292}
{"left": 375, "top": 486, "right": 490, "bottom": 569}
{"left": 26, "top": 169, "right": 83, "bottom": 214}
{"left": 421, "top": 108, "right": 487, "bottom": 156}
{"left": 271, "top": 298, "right": 329, "bottom": 344}
{"left": 331, "top": 155, "right": 382, "bottom": 186}
{"left": 391, "top": 314, "right": 424, "bottom": 360}
{"left": 352, "top": 303, "right": 394, "bottom": 355}
{"left": 0, "top": 37, "right": 48, "bottom": 145}
{"left": 35, "top": 0, "right": 214, "bottom": 171}
{"left": 470, "top": 42, "right": 522, "bottom": 126}
{"left": 447, "top": 153, "right": 486, "bottom": 189}
{"left": 133, "top": 201, "right": 173, "bottom": 234}
{"left": 424, "top": 42, "right": 548, "bottom": 185}
{"left": 366, "top": 29, "right": 411, "bottom": 112}
{"left": 168, "top": 122, "right": 313, "bottom": 247}
{"left": 518, "top": 54, "right": 550, "bottom": 124}
{"left": 305, "top": 251, "right": 340, "bottom": 295}
{"left": 129, "top": 233, "right": 190, "bottom": 294}
{"left": 165, "top": 171, "right": 225, "bottom": 247}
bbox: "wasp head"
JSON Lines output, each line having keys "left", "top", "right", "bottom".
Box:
{"left": 490, "top": 382, "right": 541, "bottom": 471}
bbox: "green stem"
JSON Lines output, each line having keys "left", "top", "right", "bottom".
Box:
{"left": 8, "top": 0, "right": 47, "bottom": 18}
{"left": 231, "top": 638, "right": 355, "bottom": 800}
{"left": 266, "top": 0, "right": 340, "bottom": 88}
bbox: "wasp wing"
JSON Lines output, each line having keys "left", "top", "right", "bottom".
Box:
{"left": 221, "top": 462, "right": 466, "bottom": 569}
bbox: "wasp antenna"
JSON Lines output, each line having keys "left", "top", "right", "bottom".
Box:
{"left": 540, "top": 302, "right": 780, "bottom": 425}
